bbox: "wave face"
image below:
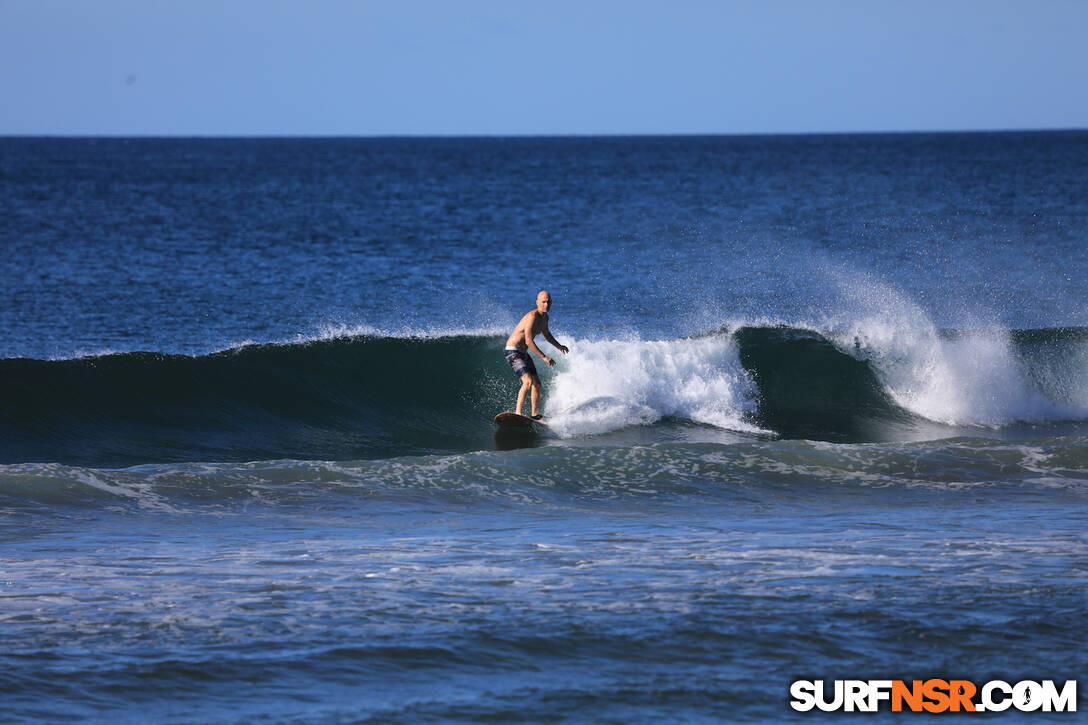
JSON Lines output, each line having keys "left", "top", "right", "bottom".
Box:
{"left": 2, "top": 327, "right": 1086, "bottom": 466}
{"left": 734, "top": 326, "right": 913, "bottom": 440}
{"left": 0, "top": 336, "right": 509, "bottom": 466}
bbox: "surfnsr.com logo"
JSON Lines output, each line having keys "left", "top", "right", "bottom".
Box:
{"left": 790, "top": 679, "right": 1077, "bottom": 713}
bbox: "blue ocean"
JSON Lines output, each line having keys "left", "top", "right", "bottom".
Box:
{"left": 1, "top": 133, "right": 1086, "bottom": 722}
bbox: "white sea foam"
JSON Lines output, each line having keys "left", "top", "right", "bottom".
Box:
{"left": 820, "top": 273, "right": 1087, "bottom": 426}
{"left": 855, "top": 327, "right": 1071, "bottom": 425}
{"left": 545, "top": 336, "right": 765, "bottom": 437}
{"left": 303, "top": 322, "right": 507, "bottom": 342}
{"left": 209, "top": 323, "right": 508, "bottom": 354}
{"left": 46, "top": 347, "right": 124, "bottom": 361}
{"left": 63, "top": 466, "right": 182, "bottom": 513}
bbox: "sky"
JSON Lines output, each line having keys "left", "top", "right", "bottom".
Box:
{"left": 1, "top": 0, "right": 1086, "bottom": 136}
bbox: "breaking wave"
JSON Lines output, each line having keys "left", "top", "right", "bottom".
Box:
{"left": 1, "top": 326, "right": 1085, "bottom": 465}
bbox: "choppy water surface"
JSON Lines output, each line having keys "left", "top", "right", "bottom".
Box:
{"left": 1, "top": 134, "right": 1086, "bottom": 722}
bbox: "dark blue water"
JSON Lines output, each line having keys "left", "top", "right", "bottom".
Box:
{"left": 1, "top": 134, "right": 1086, "bottom": 722}
{"left": 4, "top": 133, "right": 1086, "bottom": 359}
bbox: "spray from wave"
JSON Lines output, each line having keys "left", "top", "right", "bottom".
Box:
{"left": 813, "top": 274, "right": 1088, "bottom": 427}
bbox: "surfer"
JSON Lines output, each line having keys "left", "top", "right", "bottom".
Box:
{"left": 504, "top": 290, "right": 569, "bottom": 419}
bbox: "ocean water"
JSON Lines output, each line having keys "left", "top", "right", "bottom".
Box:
{"left": 1, "top": 133, "right": 1086, "bottom": 722}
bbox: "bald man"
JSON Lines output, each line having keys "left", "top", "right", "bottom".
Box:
{"left": 504, "top": 290, "right": 569, "bottom": 419}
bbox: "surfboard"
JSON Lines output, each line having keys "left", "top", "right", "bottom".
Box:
{"left": 494, "top": 412, "right": 548, "bottom": 429}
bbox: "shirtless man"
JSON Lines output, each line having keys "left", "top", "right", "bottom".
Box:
{"left": 504, "top": 290, "right": 569, "bottom": 419}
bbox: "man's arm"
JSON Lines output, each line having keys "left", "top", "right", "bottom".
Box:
{"left": 542, "top": 318, "right": 569, "bottom": 355}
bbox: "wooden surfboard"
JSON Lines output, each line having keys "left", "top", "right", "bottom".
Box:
{"left": 494, "top": 412, "right": 548, "bottom": 428}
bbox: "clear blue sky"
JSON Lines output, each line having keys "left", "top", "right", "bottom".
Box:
{"left": 2, "top": 0, "right": 1086, "bottom": 136}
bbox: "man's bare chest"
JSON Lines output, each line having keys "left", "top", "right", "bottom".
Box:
{"left": 528, "top": 315, "right": 547, "bottom": 337}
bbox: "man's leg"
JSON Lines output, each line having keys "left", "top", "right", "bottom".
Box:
{"left": 530, "top": 376, "right": 542, "bottom": 417}
{"left": 516, "top": 374, "right": 533, "bottom": 415}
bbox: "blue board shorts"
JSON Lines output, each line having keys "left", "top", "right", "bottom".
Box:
{"left": 504, "top": 348, "right": 538, "bottom": 378}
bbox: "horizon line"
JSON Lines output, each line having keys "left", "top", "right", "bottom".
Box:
{"left": 2, "top": 126, "right": 1086, "bottom": 141}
